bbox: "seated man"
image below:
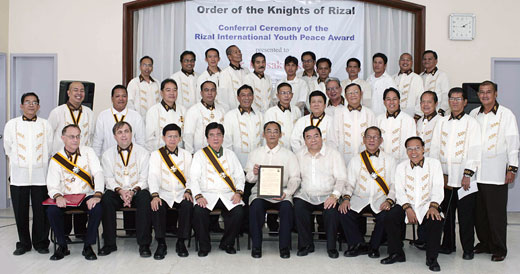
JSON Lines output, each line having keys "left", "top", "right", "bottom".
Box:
{"left": 382, "top": 136, "right": 444, "bottom": 272}
{"left": 339, "top": 126, "right": 395, "bottom": 259}
{"left": 46, "top": 124, "right": 104, "bottom": 261}
{"left": 190, "top": 122, "right": 245, "bottom": 256}
{"left": 149, "top": 123, "right": 193, "bottom": 259}
{"left": 294, "top": 126, "right": 346, "bottom": 258}
{"left": 245, "top": 121, "right": 301, "bottom": 259}
{"left": 99, "top": 121, "right": 151, "bottom": 257}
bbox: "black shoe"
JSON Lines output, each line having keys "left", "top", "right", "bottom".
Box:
{"left": 280, "top": 248, "right": 290, "bottom": 259}
{"left": 380, "top": 253, "right": 406, "bottom": 264}
{"left": 438, "top": 247, "right": 455, "bottom": 254}
{"left": 219, "top": 245, "right": 236, "bottom": 254}
{"left": 426, "top": 258, "right": 441, "bottom": 272}
{"left": 140, "top": 245, "right": 152, "bottom": 258}
{"left": 474, "top": 243, "right": 490, "bottom": 254}
{"left": 98, "top": 245, "right": 117, "bottom": 256}
{"left": 462, "top": 252, "right": 474, "bottom": 260}
{"left": 198, "top": 250, "right": 209, "bottom": 257}
{"left": 176, "top": 241, "right": 189, "bottom": 257}
{"left": 35, "top": 247, "right": 50, "bottom": 254}
{"left": 82, "top": 245, "right": 97, "bottom": 260}
{"left": 411, "top": 240, "right": 427, "bottom": 251}
{"left": 154, "top": 244, "right": 167, "bottom": 260}
{"left": 13, "top": 246, "right": 31, "bottom": 256}
{"left": 491, "top": 254, "right": 506, "bottom": 262}
{"left": 251, "top": 248, "right": 262, "bottom": 258}
{"left": 50, "top": 245, "right": 70, "bottom": 261}
{"left": 368, "top": 248, "right": 380, "bottom": 258}
{"left": 344, "top": 243, "right": 368, "bottom": 257}
{"left": 296, "top": 245, "right": 314, "bottom": 257}
{"left": 327, "top": 249, "right": 339, "bottom": 259}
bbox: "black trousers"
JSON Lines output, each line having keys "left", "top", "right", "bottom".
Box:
{"left": 101, "top": 189, "right": 152, "bottom": 247}
{"left": 386, "top": 205, "right": 442, "bottom": 260}
{"left": 294, "top": 198, "right": 338, "bottom": 250}
{"left": 339, "top": 204, "right": 387, "bottom": 249}
{"left": 249, "top": 199, "right": 293, "bottom": 250}
{"left": 64, "top": 210, "right": 87, "bottom": 235}
{"left": 192, "top": 199, "right": 244, "bottom": 252}
{"left": 10, "top": 185, "right": 50, "bottom": 250}
{"left": 47, "top": 196, "right": 102, "bottom": 247}
{"left": 475, "top": 183, "right": 508, "bottom": 256}
{"left": 152, "top": 199, "right": 193, "bottom": 240}
{"left": 440, "top": 187, "right": 476, "bottom": 253}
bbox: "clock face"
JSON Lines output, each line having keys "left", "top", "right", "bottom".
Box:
{"left": 450, "top": 14, "right": 475, "bottom": 40}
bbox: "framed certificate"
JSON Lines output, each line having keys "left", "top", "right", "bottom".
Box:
{"left": 258, "top": 165, "right": 283, "bottom": 198}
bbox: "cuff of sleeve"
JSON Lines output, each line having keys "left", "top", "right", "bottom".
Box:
{"left": 93, "top": 192, "right": 103, "bottom": 198}
{"left": 53, "top": 193, "right": 63, "bottom": 199}
{"left": 402, "top": 203, "right": 412, "bottom": 211}
{"left": 151, "top": 192, "right": 160, "bottom": 198}
{"left": 342, "top": 194, "right": 351, "bottom": 201}
{"left": 464, "top": 169, "right": 475, "bottom": 177}
{"left": 429, "top": 202, "right": 440, "bottom": 209}
{"left": 132, "top": 187, "right": 141, "bottom": 193}
{"left": 508, "top": 165, "right": 518, "bottom": 174}
{"left": 114, "top": 187, "right": 121, "bottom": 193}
{"left": 332, "top": 190, "right": 341, "bottom": 198}
{"left": 385, "top": 198, "right": 395, "bottom": 206}
{"left": 235, "top": 190, "right": 244, "bottom": 196}
{"left": 194, "top": 194, "right": 204, "bottom": 200}
{"left": 184, "top": 189, "right": 192, "bottom": 195}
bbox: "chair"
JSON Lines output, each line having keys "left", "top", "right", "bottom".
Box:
{"left": 50, "top": 209, "right": 101, "bottom": 253}
{"left": 194, "top": 209, "right": 240, "bottom": 251}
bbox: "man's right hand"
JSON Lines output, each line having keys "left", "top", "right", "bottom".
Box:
{"left": 196, "top": 197, "right": 208, "bottom": 208}
{"left": 56, "top": 196, "right": 67, "bottom": 208}
{"left": 151, "top": 197, "right": 162, "bottom": 211}
{"left": 405, "top": 207, "right": 418, "bottom": 224}
{"left": 338, "top": 200, "right": 351, "bottom": 214}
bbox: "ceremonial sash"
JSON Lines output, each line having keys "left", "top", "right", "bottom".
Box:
{"left": 67, "top": 105, "right": 82, "bottom": 125}
{"left": 111, "top": 108, "right": 127, "bottom": 123}
{"left": 310, "top": 113, "right": 325, "bottom": 127}
{"left": 158, "top": 147, "right": 187, "bottom": 188}
{"left": 360, "top": 151, "right": 389, "bottom": 195}
{"left": 202, "top": 147, "right": 236, "bottom": 192}
{"left": 52, "top": 152, "right": 94, "bottom": 190}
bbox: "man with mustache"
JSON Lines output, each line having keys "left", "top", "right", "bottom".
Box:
{"left": 393, "top": 53, "right": 424, "bottom": 118}
{"left": 244, "top": 53, "right": 273, "bottom": 113}
{"left": 171, "top": 51, "right": 199, "bottom": 109}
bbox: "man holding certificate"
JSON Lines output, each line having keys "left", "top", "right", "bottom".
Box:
{"left": 245, "top": 121, "right": 301, "bottom": 259}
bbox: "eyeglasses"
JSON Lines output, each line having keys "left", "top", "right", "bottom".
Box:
{"left": 23, "top": 101, "right": 39, "bottom": 106}
{"left": 364, "top": 135, "right": 380, "bottom": 140}
{"left": 278, "top": 91, "right": 293, "bottom": 96}
{"left": 406, "top": 146, "right": 423, "bottom": 152}
{"left": 326, "top": 86, "right": 340, "bottom": 91}
{"left": 449, "top": 97, "right": 464, "bottom": 102}
{"left": 346, "top": 91, "right": 360, "bottom": 96}
{"left": 302, "top": 59, "right": 314, "bottom": 64}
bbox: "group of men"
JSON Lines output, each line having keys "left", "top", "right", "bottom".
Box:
{"left": 3, "top": 45, "right": 519, "bottom": 273}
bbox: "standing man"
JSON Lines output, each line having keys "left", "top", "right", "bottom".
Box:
{"left": 298, "top": 51, "right": 317, "bottom": 88}
{"left": 382, "top": 137, "right": 444, "bottom": 272}
{"left": 149, "top": 123, "right": 193, "bottom": 259}
{"left": 145, "top": 79, "right": 187, "bottom": 151}
{"left": 190, "top": 123, "right": 245, "bottom": 256}
{"left": 341, "top": 58, "right": 372, "bottom": 107}
{"left": 308, "top": 58, "right": 332, "bottom": 93}
{"left": 171, "top": 50, "right": 199, "bottom": 109}
{"left": 470, "top": 80, "right": 519, "bottom": 262}
{"left": 99, "top": 121, "right": 152, "bottom": 257}
{"left": 127, "top": 56, "right": 160, "bottom": 117}
{"left": 92, "top": 84, "right": 145, "bottom": 157}
{"left": 324, "top": 77, "right": 346, "bottom": 117}
{"left": 339, "top": 126, "right": 395, "bottom": 259}
{"left": 367, "top": 53, "right": 396, "bottom": 116}
{"left": 244, "top": 53, "right": 273, "bottom": 113}
{"left": 376, "top": 88, "right": 416, "bottom": 163}
{"left": 393, "top": 53, "right": 424, "bottom": 118}
{"left": 264, "top": 83, "right": 302, "bottom": 150}
{"left": 197, "top": 48, "right": 227, "bottom": 110}
{"left": 430, "top": 87, "right": 482, "bottom": 259}
{"left": 277, "top": 56, "right": 309, "bottom": 113}
{"left": 4, "top": 93, "right": 53, "bottom": 255}
{"left": 184, "top": 80, "right": 226, "bottom": 154}
{"left": 334, "top": 83, "right": 376, "bottom": 164}
{"left": 294, "top": 126, "right": 346, "bottom": 258}
{"left": 219, "top": 45, "right": 250, "bottom": 110}
{"left": 46, "top": 124, "right": 104, "bottom": 261}
{"left": 48, "top": 81, "right": 94, "bottom": 153}
{"left": 246, "top": 121, "right": 301, "bottom": 259}
{"left": 417, "top": 91, "right": 441, "bottom": 156}
{"left": 420, "top": 50, "right": 450, "bottom": 115}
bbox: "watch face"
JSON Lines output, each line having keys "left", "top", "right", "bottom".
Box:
{"left": 450, "top": 14, "right": 475, "bottom": 40}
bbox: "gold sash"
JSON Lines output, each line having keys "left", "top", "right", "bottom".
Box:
{"left": 202, "top": 147, "right": 236, "bottom": 192}
{"left": 158, "top": 147, "right": 186, "bottom": 188}
{"left": 52, "top": 152, "right": 94, "bottom": 190}
{"left": 360, "top": 151, "right": 389, "bottom": 195}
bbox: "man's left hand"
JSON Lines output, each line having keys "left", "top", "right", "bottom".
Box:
{"left": 86, "top": 197, "right": 101, "bottom": 210}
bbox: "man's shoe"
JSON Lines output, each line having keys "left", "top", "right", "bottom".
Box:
{"left": 368, "top": 248, "right": 380, "bottom": 258}
{"left": 279, "top": 248, "right": 290, "bottom": 259}
{"left": 153, "top": 244, "right": 167, "bottom": 260}
{"left": 426, "top": 258, "right": 441, "bottom": 272}
{"left": 140, "top": 245, "right": 152, "bottom": 258}
{"left": 474, "top": 243, "right": 490, "bottom": 254}
{"left": 176, "top": 241, "right": 189, "bottom": 257}
{"left": 82, "top": 245, "right": 97, "bottom": 260}
{"left": 438, "top": 247, "right": 454, "bottom": 254}
{"left": 98, "top": 245, "right": 117, "bottom": 256}
{"left": 49, "top": 245, "right": 70, "bottom": 261}
{"left": 380, "top": 253, "right": 406, "bottom": 264}
{"left": 297, "top": 245, "right": 314, "bottom": 257}
{"left": 251, "top": 248, "right": 262, "bottom": 258}
{"left": 344, "top": 243, "right": 368, "bottom": 257}
{"left": 13, "top": 246, "right": 31, "bottom": 256}
{"left": 219, "top": 245, "right": 236, "bottom": 254}
{"left": 327, "top": 249, "right": 339, "bottom": 259}
{"left": 462, "top": 252, "right": 474, "bottom": 260}
{"left": 491, "top": 254, "right": 506, "bottom": 262}
{"left": 198, "top": 250, "right": 209, "bottom": 257}
{"left": 411, "top": 240, "right": 427, "bottom": 251}
{"left": 35, "top": 247, "right": 50, "bottom": 254}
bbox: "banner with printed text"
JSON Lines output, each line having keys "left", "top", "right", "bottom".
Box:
{"left": 186, "top": 0, "right": 364, "bottom": 82}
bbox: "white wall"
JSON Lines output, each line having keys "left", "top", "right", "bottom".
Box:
{"left": 6, "top": 0, "right": 520, "bottom": 116}
{"left": 0, "top": 0, "right": 8, "bottom": 53}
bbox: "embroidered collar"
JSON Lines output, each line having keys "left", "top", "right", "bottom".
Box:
{"left": 410, "top": 158, "right": 424, "bottom": 169}
{"left": 22, "top": 116, "right": 37, "bottom": 122}
{"left": 311, "top": 112, "right": 325, "bottom": 120}
{"left": 303, "top": 70, "right": 317, "bottom": 78}
{"left": 230, "top": 63, "right": 242, "bottom": 70}
{"left": 423, "top": 111, "right": 438, "bottom": 121}
{"left": 317, "top": 77, "right": 327, "bottom": 84}
{"left": 201, "top": 100, "right": 215, "bottom": 111}
{"left": 161, "top": 100, "right": 176, "bottom": 112}
{"left": 65, "top": 148, "right": 81, "bottom": 160}
{"left": 139, "top": 74, "right": 155, "bottom": 82}
{"left": 277, "top": 102, "right": 291, "bottom": 112}
{"left": 347, "top": 104, "right": 362, "bottom": 112}
{"left": 449, "top": 111, "right": 465, "bottom": 121}
{"left": 118, "top": 143, "right": 133, "bottom": 152}
{"left": 328, "top": 96, "right": 345, "bottom": 107}
{"left": 66, "top": 101, "right": 82, "bottom": 111}
{"left": 209, "top": 146, "right": 223, "bottom": 158}
{"left": 181, "top": 69, "right": 195, "bottom": 76}
{"left": 423, "top": 67, "right": 438, "bottom": 76}
{"left": 478, "top": 101, "right": 499, "bottom": 115}
{"left": 265, "top": 144, "right": 281, "bottom": 154}
{"left": 386, "top": 109, "right": 401, "bottom": 119}
{"left": 207, "top": 67, "right": 221, "bottom": 76}
{"left": 365, "top": 149, "right": 380, "bottom": 157}
{"left": 398, "top": 70, "right": 412, "bottom": 76}
{"left": 165, "top": 146, "right": 178, "bottom": 156}
{"left": 239, "top": 106, "right": 254, "bottom": 115}
{"left": 253, "top": 71, "right": 264, "bottom": 79}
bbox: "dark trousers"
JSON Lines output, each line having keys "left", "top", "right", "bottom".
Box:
{"left": 249, "top": 199, "right": 293, "bottom": 249}
{"left": 152, "top": 199, "right": 193, "bottom": 241}
{"left": 64, "top": 211, "right": 87, "bottom": 236}
{"left": 475, "top": 183, "right": 508, "bottom": 256}
{"left": 440, "top": 187, "right": 476, "bottom": 253}
{"left": 386, "top": 205, "right": 442, "bottom": 260}
{"left": 47, "top": 196, "right": 102, "bottom": 247}
{"left": 10, "top": 185, "right": 50, "bottom": 250}
{"left": 101, "top": 189, "right": 152, "bottom": 247}
{"left": 192, "top": 199, "right": 244, "bottom": 252}
{"left": 339, "top": 204, "right": 387, "bottom": 249}
{"left": 294, "top": 198, "right": 338, "bottom": 250}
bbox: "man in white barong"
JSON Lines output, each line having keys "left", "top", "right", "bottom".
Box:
{"left": 367, "top": 53, "right": 396, "bottom": 116}
{"left": 420, "top": 50, "right": 450, "bottom": 115}
{"left": 244, "top": 53, "right": 273, "bottom": 114}
{"left": 417, "top": 91, "right": 442, "bottom": 156}
{"left": 340, "top": 58, "right": 372, "bottom": 107}
{"left": 127, "top": 56, "right": 160, "bottom": 117}
{"left": 276, "top": 56, "right": 309, "bottom": 113}
{"left": 324, "top": 77, "right": 346, "bottom": 118}
{"left": 170, "top": 50, "right": 199, "bottom": 109}
{"left": 197, "top": 48, "right": 227, "bottom": 111}
{"left": 219, "top": 45, "right": 250, "bottom": 110}
{"left": 393, "top": 53, "right": 424, "bottom": 118}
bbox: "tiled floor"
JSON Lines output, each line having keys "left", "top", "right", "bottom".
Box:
{"left": 1, "top": 208, "right": 519, "bottom": 274}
